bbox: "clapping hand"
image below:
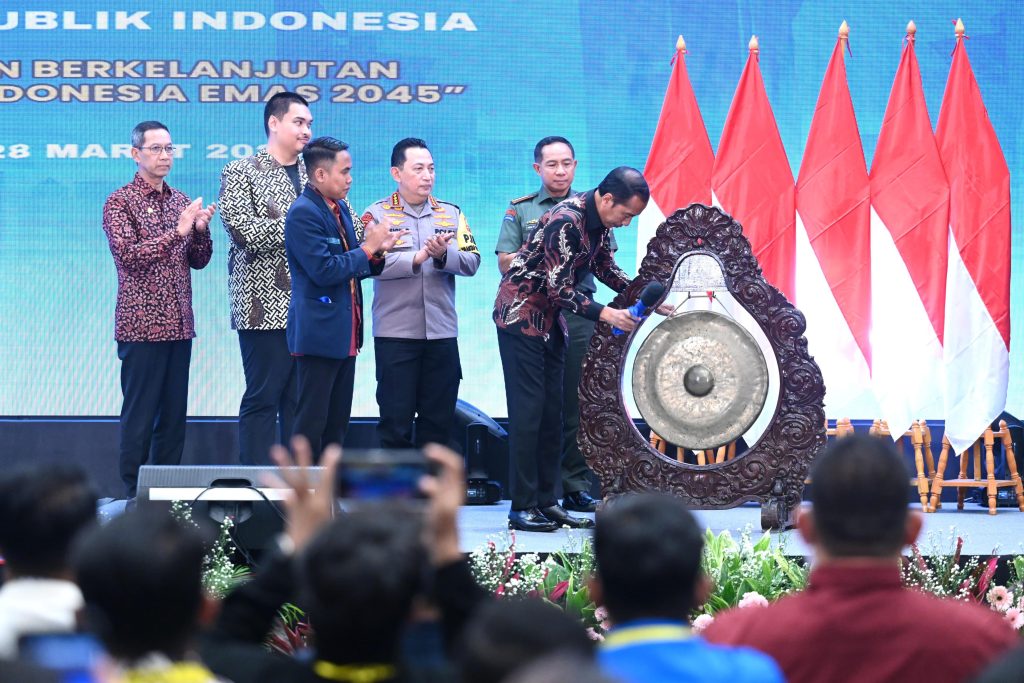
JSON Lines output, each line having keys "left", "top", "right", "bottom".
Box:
{"left": 194, "top": 200, "right": 216, "bottom": 232}
{"left": 363, "top": 219, "right": 406, "bottom": 255}
{"left": 380, "top": 228, "right": 410, "bottom": 253}
{"left": 425, "top": 232, "right": 454, "bottom": 260}
{"left": 176, "top": 199, "right": 202, "bottom": 236}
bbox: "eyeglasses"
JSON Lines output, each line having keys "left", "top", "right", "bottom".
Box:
{"left": 136, "top": 145, "right": 175, "bottom": 156}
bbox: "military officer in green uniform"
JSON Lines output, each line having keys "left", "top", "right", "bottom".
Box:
{"left": 495, "top": 136, "right": 614, "bottom": 513}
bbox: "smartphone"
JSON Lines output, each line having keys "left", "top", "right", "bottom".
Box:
{"left": 18, "top": 632, "right": 102, "bottom": 683}
{"left": 336, "top": 449, "right": 432, "bottom": 500}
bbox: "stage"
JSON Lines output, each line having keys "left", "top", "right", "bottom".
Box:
{"left": 455, "top": 501, "right": 1024, "bottom": 558}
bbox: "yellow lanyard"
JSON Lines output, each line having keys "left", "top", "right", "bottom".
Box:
{"left": 123, "top": 662, "right": 215, "bottom": 683}
{"left": 312, "top": 660, "right": 397, "bottom": 683}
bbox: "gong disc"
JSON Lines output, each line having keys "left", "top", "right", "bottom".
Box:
{"left": 632, "top": 310, "right": 769, "bottom": 451}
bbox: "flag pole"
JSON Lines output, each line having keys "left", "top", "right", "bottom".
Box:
{"left": 906, "top": 19, "right": 917, "bottom": 43}
{"left": 839, "top": 20, "right": 850, "bottom": 59}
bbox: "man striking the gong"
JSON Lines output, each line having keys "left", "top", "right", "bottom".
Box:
{"left": 493, "top": 166, "right": 660, "bottom": 532}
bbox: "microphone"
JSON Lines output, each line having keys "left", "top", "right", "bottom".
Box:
{"left": 612, "top": 282, "right": 666, "bottom": 335}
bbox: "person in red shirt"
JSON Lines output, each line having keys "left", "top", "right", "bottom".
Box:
{"left": 102, "top": 121, "right": 215, "bottom": 499}
{"left": 703, "top": 435, "right": 1018, "bottom": 683}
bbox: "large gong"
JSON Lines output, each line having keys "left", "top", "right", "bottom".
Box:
{"left": 578, "top": 204, "right": 826, "bottom": 530}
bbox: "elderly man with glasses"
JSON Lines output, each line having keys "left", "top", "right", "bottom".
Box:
{"left": 102, "top": 120, "right": 215, "bottom": 500}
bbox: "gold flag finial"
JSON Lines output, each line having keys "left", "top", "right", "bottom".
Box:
{"left": 676, "top": 35, "right": 686, "bottom": 52}
{"left": 955, "top": 18, "right": 965, "bottom": 37}
{"left": 839, "top": 20, "right": 850, "bottom": 39}
{"left": 748, "top": 35, "right": 759, "bottom": 54}
{"left": 906, "top": 20, "right": 917, "bottom": 36}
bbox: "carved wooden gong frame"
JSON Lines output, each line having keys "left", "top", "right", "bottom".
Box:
{"left": 578, "top": 204, "right": 826, "bottom": 529}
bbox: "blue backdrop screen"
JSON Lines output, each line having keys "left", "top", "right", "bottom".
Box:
{"left": 0, "top": 1, "right": 1019, "bottom": 418}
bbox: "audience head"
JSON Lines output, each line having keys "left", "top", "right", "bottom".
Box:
{"left": 460, "top": 598, "right": 594, "bottom": 683}
{"left": 300, "top": 504, "right": 427, "bottom": 662}
{"left": 390, "top": 138, "right": 434, "bottom": 204}
{"left": 73, "top": 508, "right": 208, "bottom": 662}
{"left": 533, "top": 136, "right": 577, "bottom": 197}
{"left": 263, "top": 90, "right": 312, "bottom": 149}
{"left": 302, "top": 137, "right": 352, "bottom": 200}
{"left": 595, "top": 167, "right": 648, "bottom": 227}
{"left": 592, "top": 493, "right": 706, "bottom": 624}
{"left": 504, "top": 653, "right": 616, "bottom": 683}
{"left": 803, "top": 435, "right": 917, "bottom": 559}
{"left": 0, "top": 463, "right": 96, "bottom": 579}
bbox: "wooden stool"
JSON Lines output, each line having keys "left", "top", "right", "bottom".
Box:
{"left": 828, "top": 418, "right": 855, "bottom": 439}
{"left": 869, "top": 419, "right": 936, "bottom": 508}
{"left": 649, "top": 433, "right": 736, "bottom": 465}
{"left": 806, "top": 418, "right": 854, "bottom": 483}
{"left": 927, "top": 420, "right": 1024, "bottom": 515}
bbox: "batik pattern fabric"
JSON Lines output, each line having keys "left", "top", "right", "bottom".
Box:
{"left": 493, "top": 191, "right": 630, "bottom": 340}
{"left": 219, "top": 149, "right": 307, "bottom": 330}
{"left": 102, "top": 173, "right": 212, "bottom": 342}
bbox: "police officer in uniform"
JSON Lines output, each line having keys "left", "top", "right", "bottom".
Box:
{"left": 495, "top": 136, "right": 614, "bottom": 513}
{"left": 362, "top": 138, "right": 480, "bottom": 449}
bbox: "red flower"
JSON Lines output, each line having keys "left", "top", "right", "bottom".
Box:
{"left": 549, "top": 580, "right": 569, "bottom": 602}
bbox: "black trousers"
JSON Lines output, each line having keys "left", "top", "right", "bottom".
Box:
{"left": 374, "top": 337, "right": 461, "bottom": 449}
{"left": 562, "top": 310, "right": 597, "bottom": 494}
{"left": 237, "top": 330, "right": 297, "bottom": 465}
{"left": 292, "top": 354, "right": 356, "bottom": 459}
{"left": 117, "top": 339, "right": 192, "bottom": 499}
{"left": 497, "top": 325, "right": 565, "bottom": 510}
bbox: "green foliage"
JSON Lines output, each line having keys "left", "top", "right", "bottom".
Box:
{"left": 169, "top": 500, "right": 252, "bottom": 599}
{"left": 468, "top": 526, "right": 809, "bottom": 635}
{"left": 697, "top": 527, "right": 808, "bottom": 616}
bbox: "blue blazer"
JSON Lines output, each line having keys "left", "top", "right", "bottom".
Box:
{"left": 285, "top": 185, "right": 382, "bottom": 359}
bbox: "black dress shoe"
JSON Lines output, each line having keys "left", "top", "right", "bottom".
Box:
{"left": 562, "top": 490, "right": 600, "bottom": 513}
{"left": 508, "top": 508, "right": 560, "bottom": 532}
{"left": 539, "top": 504, "right": 595, "bottom": 529}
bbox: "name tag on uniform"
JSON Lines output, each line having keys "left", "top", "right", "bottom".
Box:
{"left": 326, "top": 237, "right": 341, "bottom": 244}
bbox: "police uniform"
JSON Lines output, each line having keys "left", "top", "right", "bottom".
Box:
{"left": 362, "top": 192, "right": 480, "bottom": 448}
{"left": 496, "top": 187, "right": 616, "bottom": 501}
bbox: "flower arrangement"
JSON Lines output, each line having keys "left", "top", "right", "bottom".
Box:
{"left": 169, "top": 500, "right": 251, "bottom": 598}
{"left": 697, "top": 527, "right": 807, "bottom": 616}
{"left": 469, "top": 526, "right": 1024, "bottom": 637}
{"left": 468, "top": 526, "right": 808, "bottom": 640}
{"left": 168, "top": 501, "right": 310, "bottom": 653}
{"left": 902, "top": 529, "right": 1024, "bottom": 634}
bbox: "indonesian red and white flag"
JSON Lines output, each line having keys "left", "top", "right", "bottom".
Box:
{"left": 794, "top": 27, "right": 877, "bottom": 419}
{"left": 712, "top": 37, "right": 796, "bottom": 302}
{"left": 936, "top": 22, "right": 1011, "bottom": 454}
{"left": 635, "top": 36, "right": 714, "bottom": 270}
{"left": 869, "top": 25, "right": 949, "bottom": 434}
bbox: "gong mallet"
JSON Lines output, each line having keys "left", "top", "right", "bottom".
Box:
{"left": 612, "top": 281, "right": 667, "bottom": 336}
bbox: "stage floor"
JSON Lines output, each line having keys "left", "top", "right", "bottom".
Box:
{"left": 456, "top": 501, "right": 1024, "bottom": 557}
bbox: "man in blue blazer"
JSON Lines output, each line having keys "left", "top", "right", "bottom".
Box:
{"left": 285, "top": 137, "right": 406, "bottom": 456}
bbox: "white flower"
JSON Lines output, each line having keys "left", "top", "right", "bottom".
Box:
{"left": 738, "top": 591, "right": 770, "bottom": 608}
{"left": 586, "top": 627, "right": 605, "bottom": 642}
{"left": 1003, "top": 607, "right": 1024, "bottom": 631}
{"left": 692, "top": 614, "right": 715, "bottom": 634}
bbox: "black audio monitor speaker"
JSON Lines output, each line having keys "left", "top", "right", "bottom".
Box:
{"left": 452, "top": 399, "right": 507, "bottom": 503}
{"left": 137, "top": 465, "right": 323, "bottom": 561}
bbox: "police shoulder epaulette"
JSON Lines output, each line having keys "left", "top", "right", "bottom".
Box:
{"left": 385, "top": 192, "right": 403, "bottom": 210}
{"left": 510, "top": 192, "right": 538, "bottom": 205}
{"left": 429, "top": 196, "right": 460, "bottom": 212}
